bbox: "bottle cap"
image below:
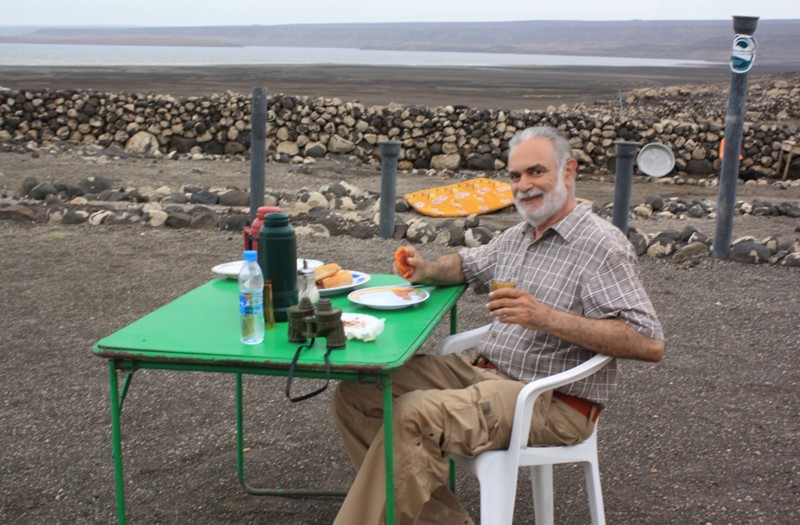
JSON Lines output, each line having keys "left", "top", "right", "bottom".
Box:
{"left": 256, "top": 206, "right": 281, "bottom": 219}
{"left": 243, "top": 250, "right": 258, "bottom": 261}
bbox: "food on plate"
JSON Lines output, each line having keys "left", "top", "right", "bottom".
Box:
{"left": 319, "top": 270, "right": 353, "bottom": 289}
{"left": 315, "top": 263, "right": 341, "bottom": 281}
{"left": 391, "top": 288, "right": 416, "bottom": 301}
{"left": 394, "top": 246, "right": 414, "bottom": 279}
{"left": 313, "top": 263, "right": 355, "bottom": 290}
{"left": 341, "top": 313, "right": 385, "bottom": 341}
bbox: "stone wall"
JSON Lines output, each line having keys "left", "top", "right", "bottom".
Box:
{"left": 1, "top": 72, "right": 798, "bottom": 177}
{"left": 3, "top": 174, "right": 799, "bottom": 267}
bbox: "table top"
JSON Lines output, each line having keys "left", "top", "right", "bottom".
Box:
{"left": 94, "top": 274, "right": 466, "bottom": 374}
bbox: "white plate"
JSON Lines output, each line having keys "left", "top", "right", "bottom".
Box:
{"left": 213, "top": 258, "right": 324, "bottom": 279}
{"left": 296, "top": 259, "right": 324, "bottom": 271}
{"left": 348, "top": 285, "right": 429, "bottom": 310}
{"left": 319, "top": 271, "right": 370, "bottom": 296}
{"left": 212, "top": 260, "right": 244, "bottom": 279}
{"left": 637, "top": 143, "right": 675, "bottom": 178}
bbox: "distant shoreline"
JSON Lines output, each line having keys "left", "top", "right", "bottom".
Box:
{"left": 3, "top": 19, "right": 799, "bottom": 68}
{"left": 5, "top": 63, "right": 785, "bottom": 111}
{"left": 0, "top": 42, "right": 723, "bottom": 68}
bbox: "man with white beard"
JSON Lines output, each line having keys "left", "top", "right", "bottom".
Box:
{"left": 332, "top": 126, "right": 665, "bottom": 525}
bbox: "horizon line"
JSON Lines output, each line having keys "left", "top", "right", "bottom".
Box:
{"left": 2, "top": 18, "right": 800, "bottom": 29}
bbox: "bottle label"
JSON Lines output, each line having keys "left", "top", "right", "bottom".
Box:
{"left": 240, "top": 292, "right": 264, "bottom": 315}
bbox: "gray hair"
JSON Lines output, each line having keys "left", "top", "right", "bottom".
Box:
{"left": 508, "top": 126, "right": 574, "bottom": 173}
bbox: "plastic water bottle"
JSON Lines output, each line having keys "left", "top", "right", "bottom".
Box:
{"left": 239, "top": 250, "right": 265, "bottom": 345}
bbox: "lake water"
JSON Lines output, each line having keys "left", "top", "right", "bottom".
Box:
{"left": 0, "top": 43, "right": 719, "bottom": 68}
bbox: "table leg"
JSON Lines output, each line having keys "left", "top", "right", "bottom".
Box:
{"left": 382, "top": 374, "right": 395, "bottom": 525}
{"left": 108, "top": 361, "right": 127, "bottom": 525}
{"left": 119, "top": 372, "right": 134, "bottom": 409}
{"left": 235, "top": 373, "right": 346, "bottom": 497}
{"left": 235, "top": 373, "right": 247, "bottom": 490}
{"left": 450, "top": 305, "right": 458, "bottom": 336}
{"left": 448, "top": 304, "right": 458, "bottom": 491}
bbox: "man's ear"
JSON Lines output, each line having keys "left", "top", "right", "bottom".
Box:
{"left": 564, "top": 158, "right": 578, "bottom": 187}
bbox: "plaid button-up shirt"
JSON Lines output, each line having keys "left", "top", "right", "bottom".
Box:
{"left": 458, "top": 203, "right": 663, "bottom": 406}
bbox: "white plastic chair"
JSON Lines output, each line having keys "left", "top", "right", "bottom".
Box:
{"left": 435, "top": 324, "right": 612, "bottom": 525}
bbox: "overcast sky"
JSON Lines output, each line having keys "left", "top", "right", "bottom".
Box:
{"left": 1, "top": 0, "right": 795, "bottom": 27}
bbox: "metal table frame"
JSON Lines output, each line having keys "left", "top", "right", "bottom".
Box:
{"left": 95, "top": 275, "right": 465, "bottom": 524}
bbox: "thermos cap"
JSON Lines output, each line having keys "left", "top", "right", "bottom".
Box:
{"left": 256, "top": 206, "right": 281, "bottom": 219}
{"left": 264, "top": 212, "right": 290, "bottom": 226}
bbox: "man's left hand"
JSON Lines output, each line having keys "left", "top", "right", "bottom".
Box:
{"left": 486, "top": 288, "right": 550, "bottom": 330}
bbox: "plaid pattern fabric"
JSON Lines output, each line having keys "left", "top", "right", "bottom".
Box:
{"left": 458, "top": 203, "right": 663, "bottom": 406}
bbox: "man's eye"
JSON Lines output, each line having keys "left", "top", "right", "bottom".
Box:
{"left": 509, "top": 173, "right": 521, "bottom": 182}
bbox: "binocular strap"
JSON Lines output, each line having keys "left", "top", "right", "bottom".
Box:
{"left": 285, "top": 337, "right": 335, "bottom": 402}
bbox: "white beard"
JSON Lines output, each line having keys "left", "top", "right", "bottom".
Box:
{"left": 514, "top": 170, "right": 568, "bottom": 227}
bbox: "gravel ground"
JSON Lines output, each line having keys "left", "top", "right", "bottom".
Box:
{"left": 1, "top": 151, "right": 798, "bottom": 524}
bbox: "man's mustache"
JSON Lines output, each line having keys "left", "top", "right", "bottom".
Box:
{"left": 514, "top": 189, "right": 544, "bottom": 201}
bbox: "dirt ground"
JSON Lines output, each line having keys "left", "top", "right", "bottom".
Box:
{"left": 0, "top": 63, "right": 745, "bottom": 111}
{"left": 0, "top": 146, "right": 798, "bottom": 525}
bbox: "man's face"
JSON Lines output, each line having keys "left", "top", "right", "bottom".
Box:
{"left": 507, "top": 137, "right": 576, "bottom": 228}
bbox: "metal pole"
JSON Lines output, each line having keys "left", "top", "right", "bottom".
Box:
{"left": 249, "top": 87, "right": 268, "bottom": 225}
{"left": 378, "top": 140, "right": 402, "bottom": 238}
{"left": 612, "top": 141, "right": 639, "bottom": 235}
{"left": 713, "top": 16, "right": 759, "bottom": 259}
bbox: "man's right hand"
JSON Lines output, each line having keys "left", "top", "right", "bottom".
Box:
{"left": 394, "top": 245, "right": 422, "bottom": 282}
{"left": 393, "top": 248, "right": 466, "bottom": 287}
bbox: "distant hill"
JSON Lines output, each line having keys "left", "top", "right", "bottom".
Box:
{"left": 1, "top": 20, "right": 798, "bottom": 67}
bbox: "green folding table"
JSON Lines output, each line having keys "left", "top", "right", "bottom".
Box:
{"left": 93, "top": 273, "right": 466, "bottom": 524}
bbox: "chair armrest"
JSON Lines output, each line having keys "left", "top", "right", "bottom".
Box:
{"left": 508, "top": 353, "right": 613, "bottom": 451}
{"left": 435, "top": 324, "right": 491, "bottom": 356}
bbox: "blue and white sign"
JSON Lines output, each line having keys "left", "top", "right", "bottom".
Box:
{"left": 731, "top": 34, "right": 757, "bottom": 74}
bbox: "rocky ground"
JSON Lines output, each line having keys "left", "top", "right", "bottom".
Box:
{"left": 1, "top": 146, "right": 798, "bottom": 524}
{"left": 2, "top": 144, "right": 799, "bottom": 264}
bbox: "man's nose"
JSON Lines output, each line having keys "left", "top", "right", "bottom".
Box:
{"left": 514, "top": 173, "right": 538, "bottom": 191}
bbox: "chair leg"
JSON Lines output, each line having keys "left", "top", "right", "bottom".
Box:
{"left": 583, "top": 461, "right": 606, "bottom": 525}
{"left": 471, "top": 457, "right": 518, "bottom": 525}
{"left": 530, "top": 464, "right": 554, "bottom": 525}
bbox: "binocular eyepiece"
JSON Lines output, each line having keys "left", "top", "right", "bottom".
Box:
{"left": 287, "top": 297, "right": 346, "bottom": 349}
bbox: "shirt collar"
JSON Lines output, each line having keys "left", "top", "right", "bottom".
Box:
{"left": 519, "top": 202, "right": 592, "bottom": 243}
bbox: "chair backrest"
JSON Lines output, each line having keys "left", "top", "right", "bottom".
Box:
{"left": 436, "top": 323, "right": 613, "bottom": 452}
{"left": 438, "top": 323, "right": 613, "bottom": 524}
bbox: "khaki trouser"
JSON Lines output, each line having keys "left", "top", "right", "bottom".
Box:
{"left": 332, "top": 352, "right": 595, "bottom": 525}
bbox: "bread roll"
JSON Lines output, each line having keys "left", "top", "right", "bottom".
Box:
{"left": 320, "top": 270, "right": 353, "bottom": 289}
{"left": 315, "top": 263, "right": 341, "bottom": 282}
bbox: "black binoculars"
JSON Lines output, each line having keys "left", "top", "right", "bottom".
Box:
{"left": 287, "top": 297, "right": 346, "bottom": 350}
